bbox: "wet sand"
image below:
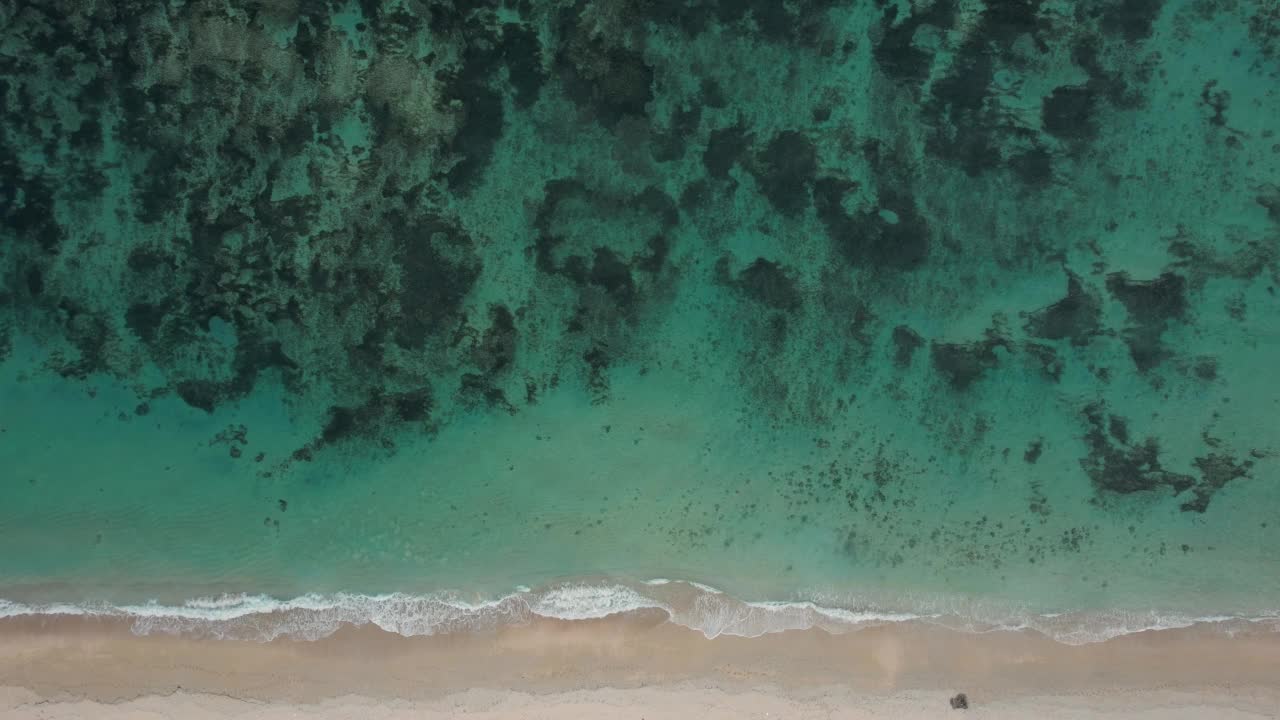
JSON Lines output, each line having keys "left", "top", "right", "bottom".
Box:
{"left": 2, "top": 613, "right": 1278, "bottom": 718}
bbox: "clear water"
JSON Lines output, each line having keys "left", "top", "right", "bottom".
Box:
{"left": 1, "top": 0, "right": 1278, "bottom": 641}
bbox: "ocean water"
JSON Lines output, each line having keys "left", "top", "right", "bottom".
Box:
{"left": 1, "top": 0, "right": 1279, "bottom": 644}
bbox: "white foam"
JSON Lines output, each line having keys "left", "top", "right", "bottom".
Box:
{"left": 685, "top": 580, "right": 724, "bottom": 595}
{"left": 667, "top": 595, "right": 931, "bottom": 639}
{"left": 529, "top": 584, "right": 664, "bottom": 621}
{"left": 0, "top": 582, "right": 1272, "bottom": 646}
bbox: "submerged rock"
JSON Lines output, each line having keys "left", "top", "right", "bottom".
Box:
{"left": 1024, "top": 271, "right": 1101, "bottom": 346}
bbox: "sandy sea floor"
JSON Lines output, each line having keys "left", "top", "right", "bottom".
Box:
{"left": 3, "top": 615, "right": 1279, "bottom": 719}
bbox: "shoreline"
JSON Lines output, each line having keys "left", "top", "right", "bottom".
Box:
{"left": 3, "top": 578, "right": 1276, "bottom": 645}
{"left": 4, "top": 613, "right": 1280, "bottom": 718}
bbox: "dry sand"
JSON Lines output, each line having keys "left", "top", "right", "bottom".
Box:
{"left": 1, "top": 612, "right": 1277, "bottom": 718}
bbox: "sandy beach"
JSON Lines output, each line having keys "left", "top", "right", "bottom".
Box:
{"left": 2, "top": 614, "right": 1278, "bottom": 718}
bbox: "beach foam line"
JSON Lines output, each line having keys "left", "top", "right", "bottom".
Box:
{"left": 0, "top": 580, "right": 1275, "bottom": 645}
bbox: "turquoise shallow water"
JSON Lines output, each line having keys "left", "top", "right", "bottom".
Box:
{"left": 2, "top": 0, "right": 1279, "bottom": 642}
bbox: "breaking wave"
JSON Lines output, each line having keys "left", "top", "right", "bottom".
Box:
{"left": 0, "top": 579, "right": 1275, "bottom": 645}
